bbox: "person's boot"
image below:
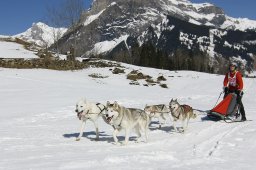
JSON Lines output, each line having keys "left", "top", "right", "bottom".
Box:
{"left": 239, "top": 103, "right": 246, "bottom": 121}
{"left": 241, "top": 116, "right": 247, "bottom": 121}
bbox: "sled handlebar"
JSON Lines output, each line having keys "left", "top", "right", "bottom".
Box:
{"left": 213, "top": 91, "right": 224, "bottom": 108}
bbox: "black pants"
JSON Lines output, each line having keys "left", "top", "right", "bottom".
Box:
{"left": 224, "top": 90, "right": 246, "bottom": 119}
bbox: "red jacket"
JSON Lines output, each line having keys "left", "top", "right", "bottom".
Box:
{"left": 223, "top": 71, "right": 243, "bottom": 91}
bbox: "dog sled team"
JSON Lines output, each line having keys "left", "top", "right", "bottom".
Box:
{"left": 75, "top": 98, "right": 196, "bottom": 145}
{"left": 74, "top": 62, "right": 247, "bottom": 145}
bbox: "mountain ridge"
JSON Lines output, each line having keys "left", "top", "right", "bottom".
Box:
{"left": 54, "top": 0, "right": 256, "bottom": 72}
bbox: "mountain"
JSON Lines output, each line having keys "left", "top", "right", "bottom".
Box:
{"left": 55, "top": 0, "right": 256, "bottom": 72}
{"left": 14, "top": 22, "right": 67, "bottom": 47}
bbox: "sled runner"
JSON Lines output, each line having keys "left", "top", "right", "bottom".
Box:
{"left": 207, "top": 93, "right": 241, "bottom": 122}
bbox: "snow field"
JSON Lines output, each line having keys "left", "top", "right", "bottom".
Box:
{"left": 0, "top": 64, "right": 255, "bottom": 170}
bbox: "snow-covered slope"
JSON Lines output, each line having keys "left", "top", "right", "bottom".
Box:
{"left": 57, "top": 0, "right": 256, "bottom": 71}
{"left": 14, "top": 22, "right": 67, "bottom": 47}
{"left": 0, "top": 63, "right": 255, "bottom": 169}
{"left": 82, "top": 0, "right": 256, "bottom": 33}
{"left": 222, "top": 16, "right": 256, "bottom": 31}
{"left": 0, "top": 41, "right": 38, "bottom": 59}
{"left": 0, "top": 35, "right": 11, "bottom": 38}
{"left": 159, "top": 0, "right": 256, "bottom": 31}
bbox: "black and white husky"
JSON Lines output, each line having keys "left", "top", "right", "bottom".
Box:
{"left": 105, "top": 101, "right": 150, "bottom": 145}
{"left": 75, "top": 99, "right": 108, "bottom": 141}
{"left": 169, "top": 99, "right": 196, "bottom": 132}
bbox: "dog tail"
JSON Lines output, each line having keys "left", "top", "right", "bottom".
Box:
{"left": 192, "top": 111, "right": 197, "bottom": 119}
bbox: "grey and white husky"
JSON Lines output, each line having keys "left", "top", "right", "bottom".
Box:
{"left": 169, "top": 99, "right": 196, "bottom": 132}
{"left": 105, "top": 101, "right": 150, "bottom": 145}
{"left": 144, "top": 104, "right": 170, "bottom": 129}
{"left": 75, "top": 99, "right": 108, "bottom": 141}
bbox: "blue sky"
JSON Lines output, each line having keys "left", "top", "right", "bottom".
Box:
{"left": 191, "top": 0, "right": 256, "bottom": 20}
{"left": 0, "top": 0, "right": 92, "bottom": 35}
{"left": 0, "top": 0, "right": 255, "bottom": 35}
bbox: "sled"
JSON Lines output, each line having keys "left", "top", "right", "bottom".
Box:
{"left": 207, "top": 93, "right": 241, "bottom": 122}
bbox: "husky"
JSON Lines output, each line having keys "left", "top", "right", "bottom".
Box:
{"left": 169, "top": 99, "right": 196, "bottom": 133}
{"left": 75, "top": 99, "right": 108, "bottom": 141}
{"left": 105, "top": 101, "right": 150, "bottom": 145}
{"left": 144, "top": 104, "right": 170, "bottom": 129}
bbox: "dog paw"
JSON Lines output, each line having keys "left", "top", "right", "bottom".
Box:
{"left": 75, "top": 138, "right": 81, "bottom": 141}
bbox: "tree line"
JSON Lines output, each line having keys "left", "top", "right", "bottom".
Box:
{"left": 112, "top": 42, "right": 216, "bottom": 73}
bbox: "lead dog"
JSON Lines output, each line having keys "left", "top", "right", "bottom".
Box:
{"left": 144, "top": 104, "right": 170, "bottom": 129}
{"left": 75, "top": 99, "right": 108, "bottom": 141}
{"left": 106, "top": 101, "right": 150, "bottom": 145}
{"left": 169, "top": 99, "right": 196, "bottom": 133}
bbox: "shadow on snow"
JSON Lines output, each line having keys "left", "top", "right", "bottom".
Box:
{"left": 63, "top": 131, "right": 140, "bottom": 143}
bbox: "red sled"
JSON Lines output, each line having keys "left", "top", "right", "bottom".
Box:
{"left": 207, "top": 93, "right": 240, "bottom": 121}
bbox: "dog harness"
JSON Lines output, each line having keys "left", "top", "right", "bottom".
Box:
{"left": 149, "top": 105, "right": 169, "bottom": 117}
{"left": 182, "top": 105, "right": 192, "bottom": 114}
{"left": 96, "top": 103, "right": 106, "bottom": 114}
{"left": 161, "top": 105, "right": 165, "bottom": 111}
{"left": 171, "top": 105, "right": 192, "bottom": 119}
{"left": 81, "top": 103, "right": 106, "bottom": 117}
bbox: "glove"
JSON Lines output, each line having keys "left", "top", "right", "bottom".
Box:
{"left": 223, "top": 87, "right": 229, "bottom": 93}
{"left": 236, "top": 90, "right": 243, "bottom": 96}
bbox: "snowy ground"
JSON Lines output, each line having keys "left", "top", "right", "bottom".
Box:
{"left": 0, "top": 64, "right": 255, "bottom": 170}
{"left": 0, "top": 41, "right": 38, "bottom": 59}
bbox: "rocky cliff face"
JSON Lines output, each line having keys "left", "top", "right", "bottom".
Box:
{"left": 55, "top": 0, "right": 256, "bottom": 71}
